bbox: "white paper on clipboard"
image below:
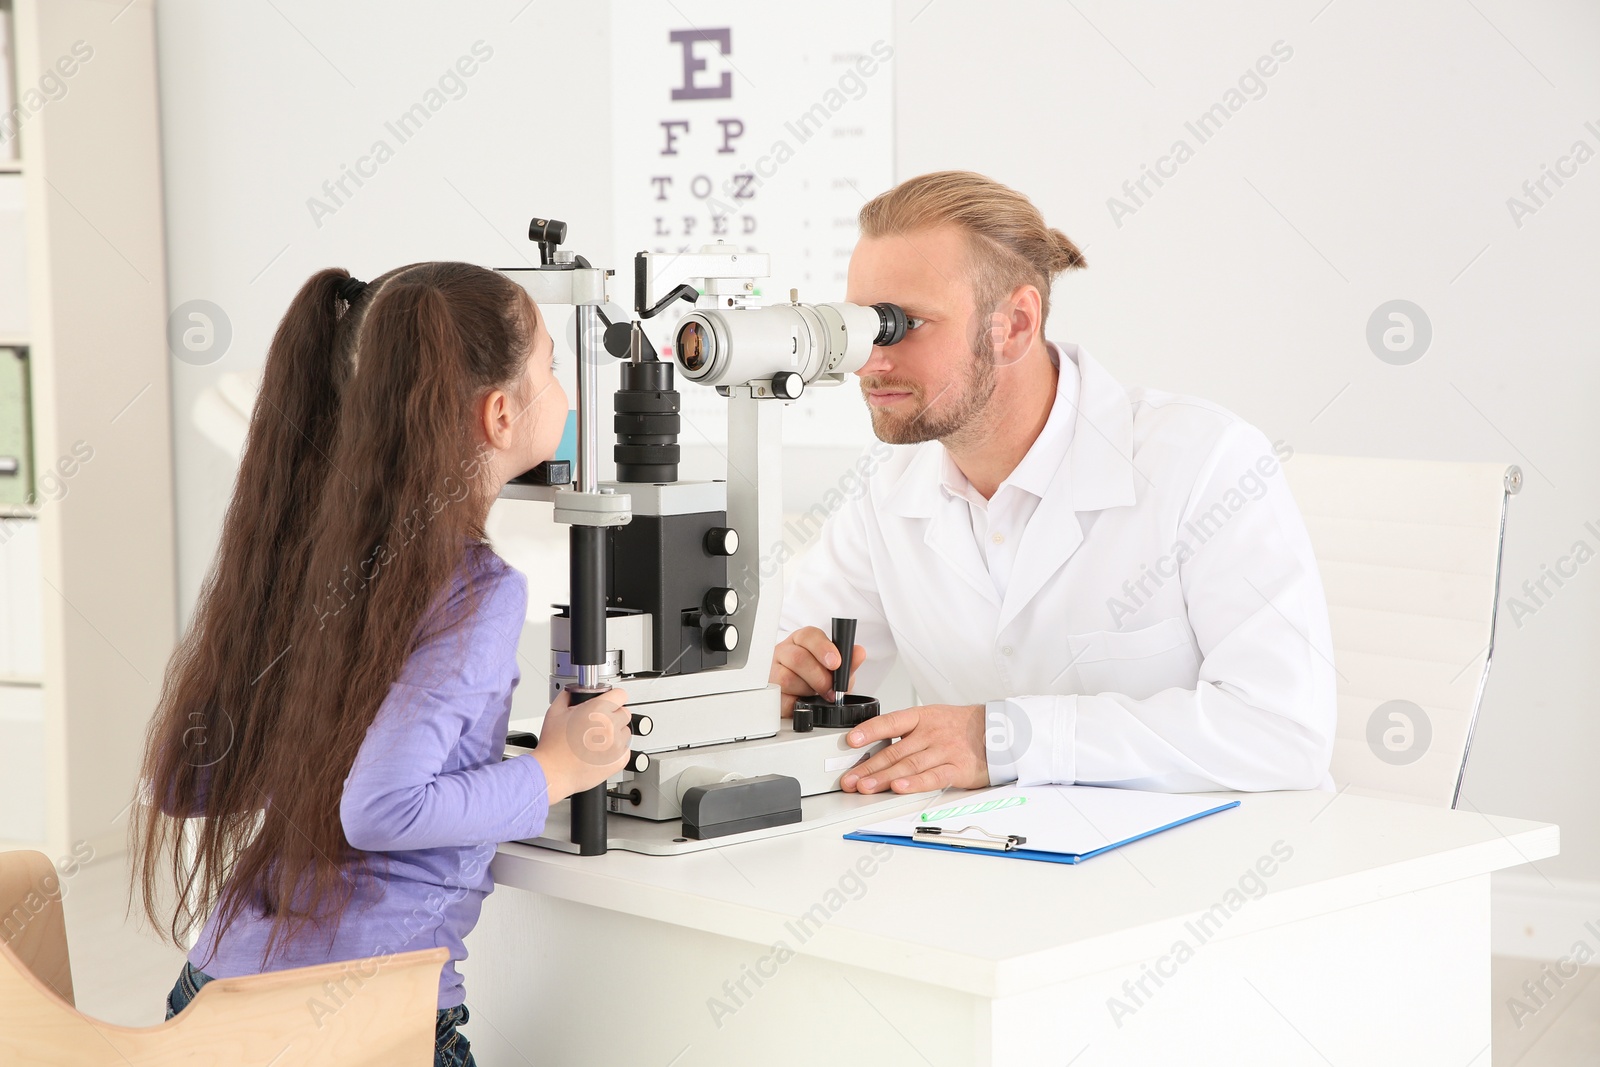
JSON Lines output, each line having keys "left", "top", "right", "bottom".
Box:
{"left": 852, "top": 784, "right": 1239, "bottom": 859}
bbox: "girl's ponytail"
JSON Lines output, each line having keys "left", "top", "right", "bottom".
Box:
{"left": 133, "top": 268, "right": 362, "bottom": 945}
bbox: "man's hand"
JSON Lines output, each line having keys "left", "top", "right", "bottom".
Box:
{"left": 840, "top": 704, "right": 990, "bottom": 794}
{"left": 770, "top": 626, "right": 867, "bottom": 716}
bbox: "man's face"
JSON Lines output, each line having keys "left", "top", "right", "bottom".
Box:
{"left": 845, "top": 224, "right": 996, "bottom": 445}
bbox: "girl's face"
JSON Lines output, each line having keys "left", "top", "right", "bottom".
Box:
{"left": 519, "top": 298, "right": 569, "bottom": 465}
{"left": 480, "top": 296, "right": 569, "bottom": 490}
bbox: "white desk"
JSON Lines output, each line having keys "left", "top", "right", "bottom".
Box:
{"left": 462, "top": 788, "right": 1557, "bottom": 1066}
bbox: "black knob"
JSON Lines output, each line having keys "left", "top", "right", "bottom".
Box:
{"left": 704, "top": 527, "right": 739, "bottom": 556}
{"left": 705, "top": 622, "right": 739, "bottom": 652}
{"left": 702, "top": 587, "right": 738, "bottom": 616}
{"left": 792, "top": 706, "right": 814, "bottom": 732}
{"left": 630, "top": 712, "right": 653, "bottom": 737}
{"left": 771, "top": 371, "right": 804, "bottom": 399}
{"left": 603, "top": 322, "right": 635, "bottom": 358}
{"left": 830, "top": 617, "right": 858, "bottom": 697}
{"left": 528, "top": 217, "right": 567, "bottom": 244}
{"left": 626, "top": 750, "right": 651, "bottom": 773}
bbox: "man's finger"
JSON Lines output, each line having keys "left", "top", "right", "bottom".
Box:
{"left": 793, "top": 627, "right": 843, "bottom": 671}
{"left": 770, "top": 662, "right": 814, "bottom": 699}
{"left": 842, "top": 736, "right": 928, "bottom": 791}
{"left": 776, "top": 643, "right": 834, "bottom": 697}
{"left": 846, "top": 707, "right": 916, "bottom": 747}
{"left": 857, "top": 742, "right": 940, "bottom": 793}
{"left": 885, "top": 765, "right": 956, "bottom": 794}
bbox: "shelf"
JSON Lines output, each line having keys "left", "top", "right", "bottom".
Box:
{"left": 0, "top": 0, "right": 177, "bottom": 862}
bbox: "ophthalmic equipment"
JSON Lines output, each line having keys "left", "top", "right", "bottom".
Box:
{"left": 496, "top": 216, "right": 931, "bottom": 857}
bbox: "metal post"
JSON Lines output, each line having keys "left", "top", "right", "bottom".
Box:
{"left": 568, "top": 303, "right": 609, "bottom": 856}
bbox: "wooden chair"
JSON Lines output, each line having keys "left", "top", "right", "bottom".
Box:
{"left": 0, "top": 849, "right": 449, "bottom": 1065}
{"left": 1283, "top": 455, "right": 1521, "bottom": 807}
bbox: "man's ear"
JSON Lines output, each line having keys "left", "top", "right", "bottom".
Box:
{"left": 993, "top": 284, "right": 1042, "bottom": 368}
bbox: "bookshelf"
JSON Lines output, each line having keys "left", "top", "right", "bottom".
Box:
{"left": 0, "top": 0, "right": 176, "bottom": 861}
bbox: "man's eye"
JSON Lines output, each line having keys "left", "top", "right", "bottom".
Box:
{"left": 906, "top": 316, "right": 926, "bottom": 330}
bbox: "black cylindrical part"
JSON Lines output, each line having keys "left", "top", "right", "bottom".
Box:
{"left": 570, "top": 778, "right": 607, "bottom": 857}
{"left": 614, "top": 358, "right": 681, "bottom": 483}
{"left": 568, "top": 525, "right": 610, "bottom": 856}
{"left": 830, "top": 617, "right": 858, "bottom": 698}
{"left": 871, "top": 302, "right": 908, "bottom": 346}
{"left": 570, "top": 527, "right": 607, "bottom": 667}
{"left": 528, "top": 217, "right": 567, "bottom": 245}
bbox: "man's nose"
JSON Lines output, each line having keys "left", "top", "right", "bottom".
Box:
{"left": 857, "top": 342, "right": 895, "bottom": 379}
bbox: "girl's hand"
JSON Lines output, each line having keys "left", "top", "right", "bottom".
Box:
{"left": 532, "top": 687, "right": 632, "bottom": 803}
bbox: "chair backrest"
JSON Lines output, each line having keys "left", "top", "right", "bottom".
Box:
{"left": 0, "top": 849, "right": 448, "bottom": 1066}
{"left": 1282, "top": 455, "right": 1519, "bottom": 807}
{"left": 0, "top": 849, "right": 76, "bottom": 1006}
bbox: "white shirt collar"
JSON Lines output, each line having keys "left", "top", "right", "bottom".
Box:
{"left": 937, "top": 341, "right": 1078, "bottom": 505}
{"left": 882, "top": 341, "right": 1137, "bottom": 520}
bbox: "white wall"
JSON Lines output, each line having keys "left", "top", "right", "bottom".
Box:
{"left": 154, "top": 1, "right": 1598, "bottom": 884}
{"left": 886, "top": 0, "right": 1599, "bottom": 885}
{"left": 155, "top": 0, "right": 614, "bottom": 611}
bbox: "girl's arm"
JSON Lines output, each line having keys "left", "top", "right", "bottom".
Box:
{"left": 339, "top": 564, "right": 550, "bottom": 852}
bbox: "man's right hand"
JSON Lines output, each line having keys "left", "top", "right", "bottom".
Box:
{"left": 770, "top": 626, "right": 867, "bottom": 716}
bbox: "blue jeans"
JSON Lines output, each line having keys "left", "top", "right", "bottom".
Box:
{"left": 166, "top": 960, "right": 475, "bottom": 1067}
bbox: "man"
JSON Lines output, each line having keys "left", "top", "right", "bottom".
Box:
{"left": 771, "top": 171, "right": 1335, "bottom": 796}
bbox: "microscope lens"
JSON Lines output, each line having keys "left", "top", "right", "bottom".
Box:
{"left": 677, "top": 320, "right": 710, "bottom": 372}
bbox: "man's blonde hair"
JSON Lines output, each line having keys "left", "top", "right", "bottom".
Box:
{"left": 858, "top": 170, "right": 1086, "bottom": 337}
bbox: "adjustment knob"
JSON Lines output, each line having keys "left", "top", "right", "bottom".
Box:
{"left": 630, "top": 712, "right": 654, "bottom": 737}
{"left": 603, "top": 322, "right": 635, "bottom": 358}
{"left": 771, "top": 371, "right": 804, "bottom": 400}
{"left": 704, "top": 527, "right": 739, "bottom": 556}
{"left": 704, "top": 622, "right": 739, "bottom": 652}
{"left": 626, "top": 750, "right": 651, "bottom": 773}
{"left": 702, "top": 587, "right": 738, "bottom": 616}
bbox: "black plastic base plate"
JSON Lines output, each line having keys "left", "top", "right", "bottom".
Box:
{"left": 793, "top": 693, "right": 881, "bottom": 730}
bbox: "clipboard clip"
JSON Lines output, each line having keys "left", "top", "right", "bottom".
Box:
{"left": 912, "top": 824, "right": 1027, "bottom": 851}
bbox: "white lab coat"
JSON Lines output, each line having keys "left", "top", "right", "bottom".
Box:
{"left": 777, "top": 342, "right": 1336, "bottom": 793}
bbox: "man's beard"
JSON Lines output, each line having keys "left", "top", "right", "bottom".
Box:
{"left": 862, "top": 346, "right": 997, "bottom": 446}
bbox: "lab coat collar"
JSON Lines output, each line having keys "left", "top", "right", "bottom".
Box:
{"left": 1053, "top": 341, "right": 1140, "bottom": 513}
{"left": 880, "top": 342, "right": 1139, "bottom": 622}
{"left": 883, "top": 342, "right": 1137, "bottom": 520}
{"left": 936, "top": 343, "right": 1079, "bottom": 505}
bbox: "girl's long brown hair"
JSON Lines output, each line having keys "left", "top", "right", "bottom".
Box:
{"left": 132, "top": 261, "right": 538, "bottom": 966}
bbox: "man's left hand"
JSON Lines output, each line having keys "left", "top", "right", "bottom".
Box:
{"left": 840, "top": 704, "right": 990, "bottom": 794}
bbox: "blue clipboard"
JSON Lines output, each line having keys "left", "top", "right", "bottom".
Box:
{"left": 843, "top": 796, "right": 1240, "bottom": 864}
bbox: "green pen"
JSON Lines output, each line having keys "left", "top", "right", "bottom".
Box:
{"left": 918, "top": 795, "right": 1028, "bottom": 822}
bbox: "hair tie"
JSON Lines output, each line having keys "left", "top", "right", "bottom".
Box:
{"left": 337, "top": 276, "right": 368, "bottom": 303}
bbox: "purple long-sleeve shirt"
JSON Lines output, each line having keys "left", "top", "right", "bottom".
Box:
{"left": 187, "top": 544, "right": 548, "bottom": 1009}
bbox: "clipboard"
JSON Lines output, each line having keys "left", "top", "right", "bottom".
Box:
{"left": 843, "top": 784, "right": 1240, "bottom": 864}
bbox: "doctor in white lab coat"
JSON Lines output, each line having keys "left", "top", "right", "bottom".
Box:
{"left": 771, "top": 173, "right": 1336, "bottom": 796}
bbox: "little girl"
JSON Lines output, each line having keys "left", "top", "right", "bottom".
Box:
{"left": 131, "top": 262, "right": 630, "bottom": 1067}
